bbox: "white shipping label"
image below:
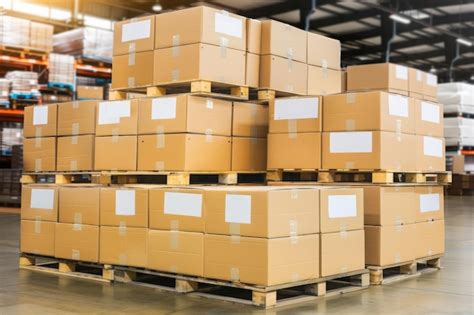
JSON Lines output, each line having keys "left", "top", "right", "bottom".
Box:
{"left": 416, "top": 70, "right": 422, "bottom": 81}
{"left": 98, "top": 101, "right": 131, "bottom": 125}
{"left": 421, "top": 102, "right": 440, "bottom": 123}
{"left": 426, "top": 73, "right": 437, "bottom": 86}
{"left": 395, "top": 65, "right": 408, "bottom": 80}
{"left": 328, "top": 195, "right": 357, "bottom": 218}
{"left": 388, "top": 94, "right": 409, "bottom": 117}
{"left": 225, "top": 194, "right": 251, "bottom": 224}
{"left": 274, "top": 97, "right": 319, "bottom": 120}
{"left": 115, "top": 190, "right": 136, "bottom": 216}
{"left": 215, "top": 13, "right": 243, "bottom": 38}
{"left": 33, "top": 106, "right": 48, "bottom": 125}
{"left": 423, "top": 136, "right": 443, "bottom": 158}
{"left": 151, "top": 97, "right": 177, "bottom": 120}
{"left": 30, "top": 188, "right": 54, "bottom": 209}
{"left": 330, "top": 132, "right": 373, "bottom": 153}
{"left": 121, "top": 19, "right": 151, "bottom": 42}
{"left": 419, "top": 194, "right": 440, "bottom": 213}
{"left": 164, "top": 192, "right": 203, "bottom": 217}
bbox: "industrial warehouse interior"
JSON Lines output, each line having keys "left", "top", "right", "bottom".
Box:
{"left": 0, "top": 0, "right": 473, "bottom": 314}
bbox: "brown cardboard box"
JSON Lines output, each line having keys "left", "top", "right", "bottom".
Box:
{"left": 347, "top": 63, "right": 409, "bottom": 95}
{"left": 341, "top": 69, "right": 347, "bottom": 93}
{"left": 415, "top": 220, "right": 444, "bottom": 258}
{"left": 148, "top": 230, "right": 204, "bottom": 276}
{"left": 246, "top": 52, "right": 260, "bottom": 88}
{"left": 94, "top": 136, "right": 137, "bottom": 171}
{"left": 113, "top": 15, "right": 155, "bottom": 56}
{"left": 232, "top": 102, "right": 268, "bottom": 137}
{"left": 137, "top": 134, "right": 231, "bottom": 172}
{"left": 59, "top": 186, "right": 100, "bottom": 225}
{"left": 155, "top": 6, "right": 246, "bottom": 51}
{"left": 111, "top": 51, "right": 154, "bottom": 89}
{"left": 307, "top": 66, "right": 342, "bottom": 96}
{"left": 77, "top": 86, "right": 104, "bottom": 100}
{"left": 57, "top": 135, "right": 94, "bottom": 171}
{"left": 204, "top": 186, "right": 320, "bottom": 237}
{"left": 261, "top": 20, "right": 307, "bottom": 63}
{"left": 23, "top": 137, "right": 56, "bottom": 172}
{"left": 153, "top": 44, "right": 246, "bottom": 87}
{"left": 138, "top": 95, "right": 232, "bottom": 136}
{"left": 409, "top": 68, "right": 424, "bottom": 95}
{"left": 100, "top": 186, "right": 148, "bottom": 228}
{"left": 231, "top": 137, "right": 267, "bottom": 171}
{"left": 414, "top": 186, "right": 444, "bottom": 223}
{"left": 204, "top": 234, "right": 319, "bottom": 286}
{"left": 247, "top": 19, "right": 261, "bottom": 54}
{"left": 149, "top": 187, "right": 204, "bottom": 232}
{"left": 320, "top": 230, "right": 365, "bottom": 277}
{"left": 415, "top": 99, "right": 443, "bottom": 137}
{"left": 24, "top": 104, "right": 57, "bottom": 138}
{"left": 269, "top": 96, "right": 322, "bottom": 133}
{"left": 323, "top": 91, "right": 415, "bottom": 134}
{"left": 322, "top": 131, "right": 416, "bottom": 171}
{"left": 96, "top": 99, "right": 138, "bottom": 136}
{"left": 319, "top": 187, "right": 364, "bottom": 233}
{"left": 20, "top": 220, "right": 55, "bottom": 256}
{"left": 267, "top": 132, "right": 321, "bottom": 170}
{"left": 99, "top": 226, "right": 147, "bottom": 268}
{"left": 422, "top": 72, "right": 438, "bottom": 99}
{"left": 57, "top": 100, "right": 97, "bottom": 136}
{"left": 260, "top": 55, "right": 307, "bottom": 95}
{"left": 21, "top": 185, "right": 58, "bottom": 222}
{"left": 307, "top": 32, "right": 341, "bottom": 70}
{"left": 365, "top": 224, "right": 416, "bottom": 266}
{"left": 55, "top": 223, "right": 99, "bottom": 263}
{"left": 415, "top": 135, "right": 445, "bottom": 172}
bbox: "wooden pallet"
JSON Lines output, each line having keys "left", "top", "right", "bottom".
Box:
{"left": 113, "top": 266, "right": 369, "bottom": 309}
{"left": 251, "top": 89, "right": 302, "bottom": 102}
{"left": 0, "top": 44, "right": 48, "bottom": 60}
{"left": 19, "top": 254, "right": 114, "bottom": 283}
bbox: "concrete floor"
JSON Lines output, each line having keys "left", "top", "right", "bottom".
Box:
{"left": 0, "top": 196, "right": 473, "bottom": 315}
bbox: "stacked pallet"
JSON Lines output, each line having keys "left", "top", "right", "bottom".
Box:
{"left": 0, "top": 16, "right": 53, "bottom": 52}
{"left": 48, "top": 54, "right": 76, "bottom": 91}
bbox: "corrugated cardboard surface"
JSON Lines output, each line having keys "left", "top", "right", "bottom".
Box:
{"left": 20, "top": 220, "right": 55, "bottom": 256}
{"left": 246, "top": 19, "right": 261, "bottom": 54}
{"left": 100, "top": 186, "right": 148, "bottom": 228}
{"left": 259, "top": 55, "right": 307, "bottom": 95}
{"left": 347, "top": 63, "right": 409, "bottom": 94}
{"left": 204, "top": 234, "right": 319, "bottom": 286}
{"left": 414, "top": 99, "right": 443, "bottom": 137}
{"left": 112, "top": 51, "right": 154, "bottom": 89}
{"left": 269, "top": 96, "right": 322, "bottom": 133}
{"left": 23, "top": 137, "right": 56, "bottom": 172}
{"left": 408, "top": 68, "right": 424, "bottom": 94}
{"left": 24, "top": 104, "right": 57, "bottom": 138}
{"left": 57, "top": 135, "right": 94, "bottom": 171}
{"left": 77, "top": 86, "right": 104, "bottom": 100}
{"left": 59, "top": 186, "right": 100, "bottom": 225}
{"left": 57, "top": 100, "right": 97, "bottom": 136}
{"left": 94, "top": 136, "right": 137, "bottom": 171}
{"left": 267, "top": 132, "right": 321, "bottom": 170}
{"left": 231, "top": 137, "right": 267, "bottom": 171}
{"left": 415, "top": 135, "right": 445, "bottom": 172}
{"left": 260, "top": 20, "right": 307, "bottom": 63}
{"left": 55, "top": 223, "right": 99, "bottom": 263}
{"left": 415, "top": 220, "right": 444, "bottom": 258}
{"left": 414, "top": 186, "right": 444, "bottom": 223}
{"left": 96, "top": 99, "right": 138, "bottom": 136}
{"left": 21, "top": 185, "right": 58, "bottom": 222}
{"left": 99, "top": 226, "right": 147, "bottom": 268}
{"left": 246, "top": 52, "right": 260, "bottom": 88}
{"left": 113, "top": 15, "right": 155, "bottom": 56}
{"left": 148, "top": 230, "right": 204, "bottom": 277}
{"left": 319, "top": 188, "right": 364, "bottom": 233}
{"left": 232, "top": 102, "right": 268, "bottom": 137}
{"left": 307, "top": 66, "right": 342, "bottom": 96}
{"left": 307, "top": 32, "right": 341, "bottom": 70}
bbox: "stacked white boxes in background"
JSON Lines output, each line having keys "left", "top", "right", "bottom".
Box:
{"left": 48, "top": 54, "right": 76, "bottom": 88}
{"left": 5, "top": 71, "right": 40, "bottom": 97}
{"left": 0, "top": 16, "right": 30, "bottom": 47}
{"left": 30, "top": 22, "right": 54, "bottom": 52}
{"left": 0, "top": 79, "right": 10, "bottom": 107}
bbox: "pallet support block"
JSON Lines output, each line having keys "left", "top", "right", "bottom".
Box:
{"left": 176, "top": 279, "right": 198, "bottom": 293}
{"left": 167, "top": 173, "right": 190, "bottom": 185}
{"left": 147, "top": 86, "right": 166, "bottom": 97}
{"left": 257, "top": 90, "right": 276, "bottom": 101}
{"left": 304, "top": 282, "right": 326, "bottom": 296}
{"left": 372, "top": 172, "right": 393, "bottom": 183}
{"left": 109, "top": 90, "right": 127, "bottom": 100}
{"left": 317, "top": 171, "right": 334, "bottom": 183}
{"left": 191, "top": 81, "right": 212, "bottom": 93}
{"left": 230, "top": 86, "right": 249, "bottom": 98}
{"left": 102, "top": 265, "right": 115, "bottom": 281}
{"left": 400, "top": 262, "right": 417, "bottom": 274}
{"left": 266, "top": 170, "right": 283, "bottom": 182}
{"left": 59, "top": 261, "right": 76, "bottom": 273}
{"left": 369, "top": 269, "right": 383, "bottom": 285}
{"left": 19, "top": 256, "right": 35, "bottom": 266}
{"left": 252, "top": 291, "right": 277, "bottom": 308}
{"left": 219, "top": 173, "right": 237, "bottom": 185}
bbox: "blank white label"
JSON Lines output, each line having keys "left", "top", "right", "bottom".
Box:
{"left": 420, "top": 194, "right": 440, "bottom": 213}
{"left": 30, "top": 189, "right": 54, "bottom": 209}
{"left": 423, "top": 136, "right": 442, "bottom": 157}
{"left": 416, "top": 70, "right": 422, "bottom": 81}
{"left": 225, "top": 194, "right": 251, "bottom": 224}
{"left": 328, "top": 195, "right": 357, "bottom": 218}
{"left": 274, "top": 97, "right": 319, "bottom": 120}
{"left": 164, "top": 192, "right": 202, "bottom": 217}
{"left": 395, "top": 65, "right": 408, "bottom": 80}
{"left": 330, "top": 132, "right": 373, "bottom": 153}
{"left": 152, "top": 97, "right": 177, "bottom": 120}
{"left": 388, "top": 94, "right": 409, "bottom": 117}
{"left": 98, "top": 100, "right": 131, "bottom": 125}
{"left": 426, "top": 73, "right": 437, "bottom": 86}
{"left": 33, "top": 106, "right": 48, "bottom": 125}
{"left": 115, "top": 190, "right": 135, "bottom": 216}
{"left": 121, "top": 19, "right": 151, "bottom": 42}
{"left": 215, "top": 13, "right": 242, "bottom": 38}
{"left": 421, "top": 102, "right": 440, "bottom": 123}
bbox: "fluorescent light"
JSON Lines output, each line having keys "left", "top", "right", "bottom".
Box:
{"left": 401, "top": 9, "right": 429, "bottom": 20}
{"left": 389, "top": 14, "right": 411, "bottom": 24}
{"left": 152, "top": 3, "right": 163, "bottom": 12}
{"left": 429, "top": 66, "right": 436, "bottom": 74}
{"left": 457, "top": 38, "right": 473, "bottom": 47}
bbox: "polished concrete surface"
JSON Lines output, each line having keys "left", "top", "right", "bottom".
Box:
{"left": 0, "top": 196, "right": 473, "bottom": 314}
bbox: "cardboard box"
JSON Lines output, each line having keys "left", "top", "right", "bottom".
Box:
{"left": 307, "top": 66, "right": 342, "bottom": 96}
{"left": 204, "top": 234, "right": 319, "bottom": 286}
{"left": 149, "top": 187, "right": 204, "bottom": 232}
{"left": 415, "top": 135, "right": 445, "bottom": 172}
{"left": 365, "top": 224, "right": 416, "bottom": 266}
{"left": 307, "top": 32, "right": 341, "bottom": 70}
{"left": 231, "top": 137, "right": 267, "bottom": 172}
{"left": 55, "top": 223, "right": 99, "bottom": 263}
{"left": 260, "top": 55, "right": 307, "bottom": 95}
{"left": 148, "top": 230, "right": 204, "bottom": 276}
{"left": 347, "top": 63, "right": 409, "bottom": 95}
{"left": 260, "top": 20, "right": 306, "bottom": 63}
{"left": 113, "top": 15, "right": 155, "bottom": 56}
{"left": 408, "top": 68, "right": 423, "bottom": 95}
{"left": 246, "top": 52, "right": 260, "bottom": 88}
{"left": 57, "top": 100, "right": 97, "bottom": 136}
{"left": 23, "top": 137, "right": 56, "bottom": 172}
{"left": 59, "top": 186, "right": 100, "bottom": 225}
{"left": 155, "top": 6, "right": 246, "bottom": 51}
{"left": 341, "top": 69, "right": 347, "bottom": 93}
{"left": 267, "top": 132, "right": 321, "bottom": 170}
{"left": 232, "top": 102, "right": 268, "bottom": 137}
{"left": 320, "top": 230, "right": 365, "bottom": 277}
{"left": 422, "top": 72, "right": 438, "bottom": 99}
{"left": 319, "top": 187, "right": 364, "bottom": 233}
{"left": 96, "top": 99, "right": 138, "bottom": 136}
{"left": 100, "top": 186, "right": 148, "bottom": 228}
{"left": 57, "top": 135, "right": 94, "bottom": 171}
{"left": 137, "top": 134, "right": 231, "bottom": 171}
{"left": 23, "top": 104, "right": 57, "bottom": 138}
{"left": 20, "top": 220, "right": 55, "bottom": 256}
{"left": 323, "top": 91, "right": 415, "bottom": 134}
{"left": 415, "top": 99, "right": 443, "bottom": 137}
{"left": 111, "top": 51, "right": 154, "bottom": 89}
{"left": 247, "top": 19, "right": 261, "bottom": 54}
{"left": 153, "top": 44, "right": 246, "bottom": 87}
{"left": 322, "top": 131, "right": 416, "bottom": 171}
{"left": 269, "top": 96, "right": 322, "bottom": 133}
{"left": 99, "top": 226, "right": 147, "bottom": 268}
{"left": 77, "top": 86, "right": 103, "bottom": 100}
{"left": 138, "top": 95, "right": 232, "bottom": 136}
{"left": 94, "top": 136, "right": 137, "bottom": 171}
{"left": 415, "top": 220, "right": 444, "bottom": 259}
{"left": 204, "top": 186, "right": 320, "bottom": 237}
{"left": 414, "top": 186, "right": 444, "bottom": 223}
{"left": 21, "top": 185, "right": 58, "bottom": 222}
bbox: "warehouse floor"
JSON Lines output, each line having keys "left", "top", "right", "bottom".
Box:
{"left": 0, "top": 196, "right": 473, "bottom": 314}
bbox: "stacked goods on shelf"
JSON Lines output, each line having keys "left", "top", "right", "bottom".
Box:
{"left": 48, "top": 54, "right": 76, "bottom": 90}
{"left": 5, "top": 71, "right": 41, "bottom": 99}
{"left": 0, "top": 122, "right": 23, "bottom": 156}
{"left": 0, "top": 16, "right": 53, "bottom": 51}
{"left": 30, "top": 22, "right": 54, "bottom": 52}
{"left": 0, "top": 79, "right": 10, "bottom": 107}
{"left": 0, "top": 169, "right": 21, "bottom": 205}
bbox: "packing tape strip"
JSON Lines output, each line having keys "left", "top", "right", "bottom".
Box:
{"left": 170, "top": 220, "right": 179, "bottom": 231}
{"left": 34, "top": 216, "right": 41, "bottom": 233}
{"left": 112, "top": 128, "right": 119, "bottom": 143}
{"left": 286, "top": 83, "right": 294, "bottom": 93}
{"left": 206, "top": 99, "right": 214, "bottom": 109}
{"left": 229, "top": 223, "right": 240, "bottom": 236}
{"left": 127, "top": 76, "right": 135, "bottom": 87}
{"left": 35, "top": 127, "right": 42, "bottom": 139}
{"left": 155, "top": 161, "right": 165, "bottom": 171}
{"left": 72, "top": 101, "right": 80, "bottom": 109}
{"left": 230, "top": 235, "right": 240, "bottom": 245}
{"left": 339, "top": 230, "right": 348, "bottom": 239}
{"left": 428, "top": 186, "right": 433, "bottom": 193}
{"left": 346, "top": 93, "right": 356, "bottom": 104}
{"left": 72, "top": 249, "right": 80, "bottom": 260}
{"left": 71, "top": 135, "right": 78, "bottom": 145}
{"left": 396, "top": 120, "right": 402, "bottom": 135}
{"left": 170, "top": 230, "right": 179, "bottom": 250}
{"left": 169, "top": 265, "right": 178, "bottom": 273}
{"left": 119, "top": 222, "right": 127, "bottom": 236}
{"left": 70, "top": 160, "right": 78, "bottom": 171}
{"left": 345, "top": 119, "right": 355, "bottom": 131}
{"left": 72, "top": 123, "right": 80, "bottom": 136}
{"left": 156, "top": 126, "right": 165, "bottom": 148}
{"left": 172, "top": 34, "right": 180, "bottom": 47}
{"left": 220, "top": 37, "right": 229, "bottom": 58}
{"left": 172, "top": 34, "right": 180, "bottom": 57}
{"left": 427, "top": 248, "right": 433, "bottom": 256}
{"left": 290, "top": 189, "right": 299, "bottom": 200}
{"left": 345, "top": 161, "right": 354, "bottom": 169}
{"left": 394, "top": 253, "right": 401, "bottom": 263}
{"left": 230, "top": 267, "right": 240, "bottom": 281}
{"left": 289, "top": 220, "right": 298, "bottom": 244}
{"left": 291, "top": 273, "right": 300, "bottom": 282}
{"left": 128, "top": 52, "right": 135, "bottom": 66}
{"left": 340, "top": 223, "right": 348, "bottom": 233}
{"left": 73, "top": 222, "right": 82, "bottom": 231}
{"left": 340, "top": 265, "right": 348, "bottom": 273}
{"left": 74, "top": 212, "right": 82, "bottom": 225}
{"left": 396, "top": 224, "right": 403, "bottom": 232}
{"left": 287, "top": 119, "right": 297, "bottom": 134}
{"left": 35, "top": 159, "right": 42, "bottom": 172}
{"left": 128, "top": 42, "right": 136, "bottom": 54}
{"left": 35, "top": 136, "right": 42, "bottom": 148}
{"left": 395, "top": 216, "right": 402, "bottom": 226}
{"left": 322, "top": 59, "right": 328, "bottom": 69}
{"left": 205, "top": 129, "right": 213, "bottom": 143}
{"left": 171, "top": 69, "right": 180, "bottom": 82}
{"left": 119, "top": 253, "right": 127, "bottom": 266}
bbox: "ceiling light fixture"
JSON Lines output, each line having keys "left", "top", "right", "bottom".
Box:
{"left": 457, "top": 38, "right": 473, "bottom": 47}
{"left": 152, "top": 3, "right": 163, "bottom": 12}
{"left": 389, "top": 14, "right": 411, "bottom": 24}
{"left": 429, "top": 66, "right": 436, "bottom": 74}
